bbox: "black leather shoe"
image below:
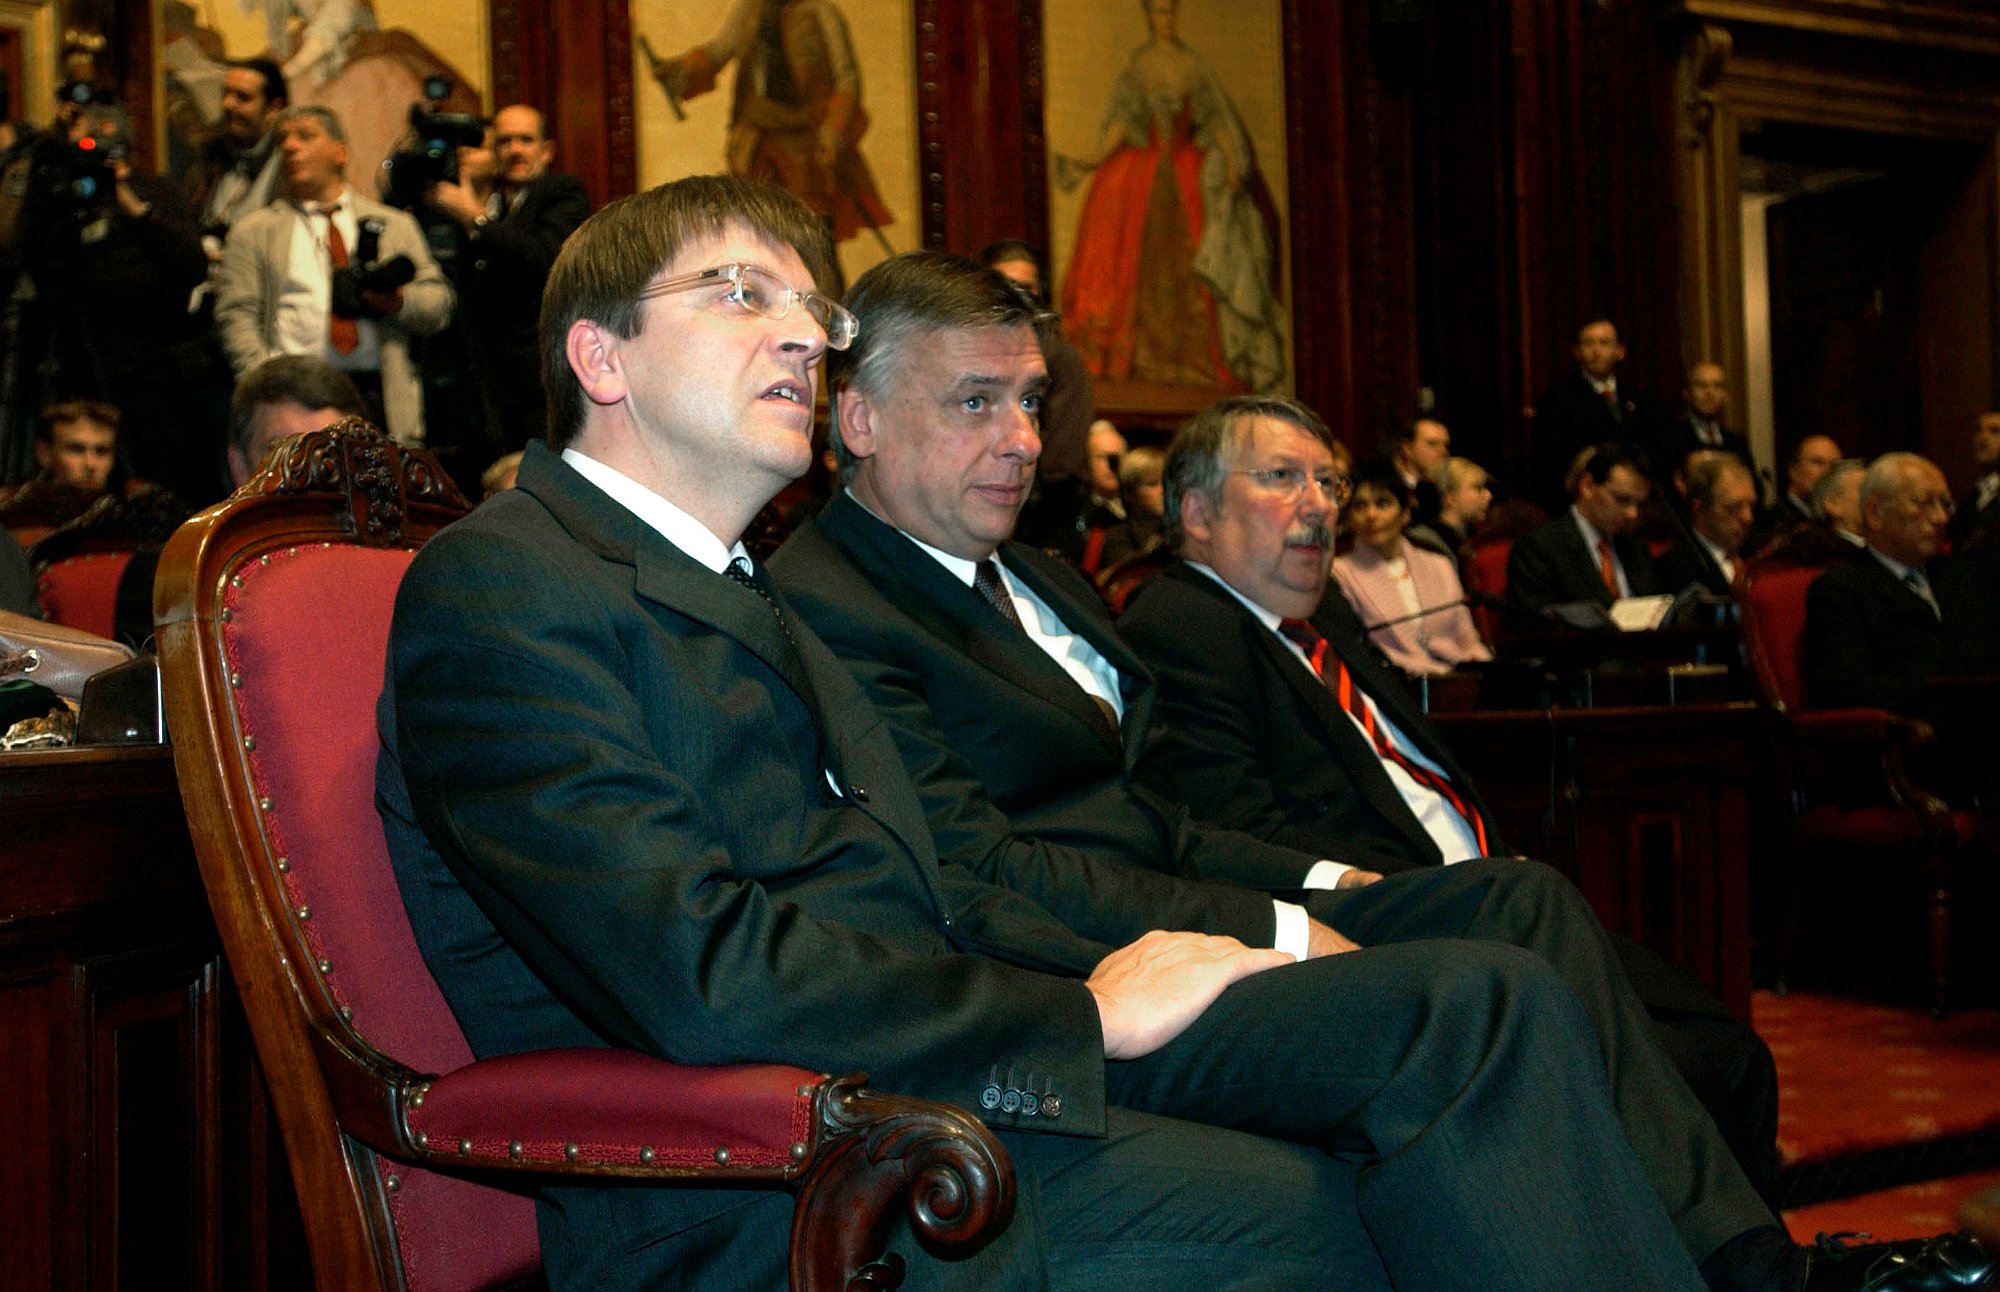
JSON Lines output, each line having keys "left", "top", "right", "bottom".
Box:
{"left": 1802, "top": 1232, "right": 1995, "bottom": 1291}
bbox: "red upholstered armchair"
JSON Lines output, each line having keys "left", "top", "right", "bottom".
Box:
{"left": 1739, "top": 555, "right": 1981, "bottom": 1016}
{"left": 29, "top": 486, "right": 191, "bottom": 638}
{"left": 153, "top": 422, "right": 1012, "bottom": 1292}
{"left": 1461, "top": 534, "right": 1513, "bottom": 647}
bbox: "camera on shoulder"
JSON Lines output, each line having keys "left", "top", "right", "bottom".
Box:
{"left": 383, "top": 76, "right": 485, "bottom": 211}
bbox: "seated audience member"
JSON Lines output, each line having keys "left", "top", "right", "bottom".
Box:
{"left": 112, "top": 355, "right": 368, "bottom": 647}
{"left": 1949, "top": 408, "right": 2000, "bottom": 552}
{"left": 1657, "top": 453, "right": 1758, "bottom": 596}
{"left": 1119, "top": 394, "right": 1778, "bottom": 1197}
{"left": 1096, "top": 443, "right": 1167, "bottom": 570}
{"left": 763, "top": 252, "right": 1881, "bottom": 1287}
{"left": 1814, "top": 458, "right": 1867, "bottom": 546}
{"left": 1506, "top": 442, "right": 1659, "bottom": 624}
{"left": 1805, "top": 452, "right": 2000, "bottom": 718}
{"left": 213, "top": 105, "right": 452, "bottom": 448}
{"left": 373, "top": 177, "right": 1832, "bottom": 1292}
{"left": 1332, "top": 460, "right": 1491, "bottom": 676}
{"left": 1407, "top": 454, "right": 1492, "bottom": 568}
{"left": 480, "top": 449, "right": 523, "bottom": 498}
{"left": 32, "top": 400, "right": 122, "bottom": 494}
{"left": 1386, "top": 416, "right": 1449, "bottom": 524}
{"left": 1750, "top": 434, "right": 1841, "bottom": 555}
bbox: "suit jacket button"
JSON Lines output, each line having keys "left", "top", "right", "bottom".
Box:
{"left": 1040, "top": 1093, "right": 1062, "bottom": 1119}
{"left": 1000, "top": 1088, "right": 1021, "bottom": 1113}
{"left": 1019, "top": 1091, "right": 1039, "bottom": 1116}
{"left": 979, "top": 1085, "right": 1001, "bottom": 1110}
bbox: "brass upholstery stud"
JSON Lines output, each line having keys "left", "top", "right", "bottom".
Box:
{"left": 259, "top": 553, "right": 270, "bottom": 565}
{"left": 796, "top": 1084, "right": 814, "bottom": 1098}
{"left": 316, "top": 959, "right": 330, "bottom": 974}
{"left": 339, "top": 1006, "right": 352, "bottom": 1022}
{"left": 296, "top": 905, "right": 309, "bottom": 919}
{"left": 260, "top": 796, "right": 273, "bottom": 811}
{"left": 789, "top": 1142, "right": 808, "bottom": 1161}
{"left": 639, "top": 1146, "right": 655, "bottom": 1165}
{"left": 243, "top": 736, "right": 255, "bottom": 750}
{"left": 229, "top": 672, "right": 241, "bottom": 687}
{"left": 564, "top": 1142, "right": 580, "bottom": 1162}
{"left": 410, "top": 1089, "right": 425, "bottom": 1108}
{"left": 508, "top": 1141, "right": 522, "bottom": 1159}
{"left": 458, "top": 1137, "right": 472, "bottom": 1156}
{"left": 713, "top": 1146, "right": 731, "bottom": 1166}
{"left": 384, "top": 1174, "right": 400, "bottom": 1193}
{"left": 415, "top": 1131, "right": 429, "bottom": 1148}
{"left": 220, "top": 608, "right": 231, "bottom": 622}
{"left": 230, "top": 575, "right": 243, "bottom": 588}
{"left": 275, "top": 858, "right": 290, "bottom": 872}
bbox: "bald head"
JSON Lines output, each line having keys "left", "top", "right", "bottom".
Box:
{"left": 493, "top": 103, "right": 554, "bottom": 190}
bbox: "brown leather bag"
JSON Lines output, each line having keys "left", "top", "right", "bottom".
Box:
{"left": 0, "top": 610, "right": 136, "bottom": 701}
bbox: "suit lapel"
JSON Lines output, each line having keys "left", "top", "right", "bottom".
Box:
{"left": 999, "top": 547, "right": 1147, "bottom": 752}
{"left": 821, "top": 494, "right": 1123, "bottom": 752}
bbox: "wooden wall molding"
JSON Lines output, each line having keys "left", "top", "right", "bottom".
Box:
{"left": 1663, "top": 0, "right": 2000, "bottom": 58}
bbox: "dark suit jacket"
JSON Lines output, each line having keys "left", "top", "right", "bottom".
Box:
{"left": 1506, "top": 511, "right": 1660, "bottom": 620}
{"left": 1950, "top": 477, "right": 1999, "bottom": 551}
{"left": 1123, "top": 564, "right": 1503, "bottom": 874}
{"left": 1653, "top": 414, "right": 1752, "bottom": 479}
{"left": 769, "top": 491, "right": 1324, "bottom": 909}
{"left": 1655, "top": 535, "right": 1735, "bottom": 598}
{"left": 1804, "top": 548, "right": 2000, "bottom": 715}
{"left": 458, "top": 171, "right": 591, "bottom": 449}
{"left": 1529, "top": 370, "right": 1650, "bottom": 510}
{"left": 378, "top": 444, "right": 1129, "bottom": 1286}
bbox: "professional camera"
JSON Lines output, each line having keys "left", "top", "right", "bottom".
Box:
{"left": 382, "top": 75, "right": 485, "bottom": 210}
{"left": 329, "top": 216, "right": 417, "bottom": 320}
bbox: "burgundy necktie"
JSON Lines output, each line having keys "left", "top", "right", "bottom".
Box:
{"left": 1277, "top": 617, "right": 1489, "bottom": 856}
{"left": 1597, "top": 539, "right": 1619, "bottom": 597}
{"left": 322, "top": 205, "right": 358, "bottom": 355}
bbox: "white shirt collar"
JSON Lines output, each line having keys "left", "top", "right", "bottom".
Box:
{"left": 295, "top": 184, "right": 353, "bottom": 216}
{"left": 1569, "top": 506, "right": 1609, "bottom": 553}
{"left": 1867, "top": 545, "right": 1923, "bottom": 585}
{"left": 1187, "top": 560, "right": 1287, "bottom": 632}
{"left": 562, "top": 448, "right": 749, "bottom": 573}
{"left": 1695, "top": 529, "right": 1731, "bottom": 572}
{"left": 842, "top": 487, "right": 982, "bottom": 586}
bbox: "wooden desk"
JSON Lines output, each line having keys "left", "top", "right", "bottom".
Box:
{"left": 1433, "top": 702, "right": 1760, "bottom": 1020}
{"left": 0, "top": 745, "right": 307, "bottom": 1291}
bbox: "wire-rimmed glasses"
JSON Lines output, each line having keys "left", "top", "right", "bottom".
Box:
{"left": 636, "top": 262, "right": 858, "bottom": 350}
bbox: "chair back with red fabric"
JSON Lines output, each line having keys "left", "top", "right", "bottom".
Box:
{"left": 1463, "top": 534, "right": 1513, "bottom": 644}
{"left": 1740, "top": 558, "right": 1829, "bottom": 714}
{"left": 154, "top": 422, "right": 538, "bottom": 1291}
{"left": 34, "top": 549, "right": 133, "bottom": 637}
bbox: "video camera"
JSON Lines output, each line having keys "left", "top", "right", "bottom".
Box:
{"left": 329, "top": 216, "right": 416, "bottom": 320}
{"left": 382, "top": 75, "right": 485, "bottom": 210}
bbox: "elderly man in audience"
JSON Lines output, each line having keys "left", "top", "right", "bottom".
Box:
{"left": 1407, "top": 454, "right": 1492, "bottom": 569}
{"left": 1506, "top": 441, "right": 1660, "bottom": 625}
{"left": 1120, "top": 391, "right": 1779, "bottom": 1198}
{"left": 1658, "top": 453, "right": 1758, "bottom": 596}
{"left": 1805, "top": 452, "right": 2000, "bottom": 718}
{"left": 1751, "top": 434, "right": 1842, "bottom": 554}
{"left": 374, "top": 178, "right": 1804, "bottom": 1292}
{"left": 1332, "top": 460, "right": 1491, "bottom": 675}
{"left": 759, "top": 251, "right": 1960, "bottom": 1292}
{"left": 214, "top": 105, "right": 452, "bottom": 448}
{"left": 1096, "top": 443, "right": 1167, "bottom": 570}
{"left": 1949, "top": 408, "right": 2000, "bottom": 551}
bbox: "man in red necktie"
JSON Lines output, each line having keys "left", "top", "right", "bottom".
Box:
{"left": 213, "top": 105, "right": 453, "bottom": 450}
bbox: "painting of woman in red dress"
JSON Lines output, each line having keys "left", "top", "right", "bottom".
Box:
{"left": 1055, "top": 0, "right": 1285, "bottom": 393}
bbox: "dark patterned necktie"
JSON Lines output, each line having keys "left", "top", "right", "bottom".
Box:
{"left": 974, "top": 558, "right": 1023, "bottom": 629}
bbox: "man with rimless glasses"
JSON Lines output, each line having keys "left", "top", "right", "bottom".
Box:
{"left": 376, "top": 180, "right": 1943, "bottom": 1290}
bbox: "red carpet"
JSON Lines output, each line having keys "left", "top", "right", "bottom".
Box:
{"left": 1784, "top": 1168, "right": 2000, "bottom": 1243}
{"left": 1756, "top": 991, "right": 2000, "bottom": 1167}
{"left": 1755, "top": 991, "right": 2000, "bottom": 1231}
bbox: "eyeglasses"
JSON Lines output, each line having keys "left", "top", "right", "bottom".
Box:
{"left": 1230, "top": 467, "right": 1352, "bottom": 506}
{"left": 636, "top": 262, "right": 858, "bottom": 350}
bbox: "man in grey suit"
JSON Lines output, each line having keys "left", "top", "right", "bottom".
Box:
{"left": 376, "top": 179, "right": 1786, "bottom": 1291}
{"left": 214, "top": 105, "right": 452, "bottom": 447}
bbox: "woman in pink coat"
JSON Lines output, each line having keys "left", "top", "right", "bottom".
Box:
{"left": 1332, "top": 461, "right": 1493, "bottom": 676}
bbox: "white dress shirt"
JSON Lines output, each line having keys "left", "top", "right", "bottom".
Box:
{"left": 275, "top": 187, "right": 382, "bottom": 372}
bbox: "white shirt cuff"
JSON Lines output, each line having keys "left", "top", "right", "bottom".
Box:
{"left": 1303, "top": 859, "right": 1354, "bottom": 890}
{"left": 1271, "top": 900, "right": 1310, "bottom": 961}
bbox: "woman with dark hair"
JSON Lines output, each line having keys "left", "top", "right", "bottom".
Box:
{"left": 1332, "top": 460, "right": 1491, "bottom": 676}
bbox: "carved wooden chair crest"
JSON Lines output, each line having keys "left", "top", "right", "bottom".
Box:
{"left": 153, "top": 420, "right": 1011, "bottom": 1291}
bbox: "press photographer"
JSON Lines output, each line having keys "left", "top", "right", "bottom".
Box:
{"left": 1, "top": 93, "right": 217, "bottom": 501}
{"left": 214, "top": 105, "right": 452, "bottom": 449}
{"left": 415, "top": 101, "right": 587, "bottom": 478}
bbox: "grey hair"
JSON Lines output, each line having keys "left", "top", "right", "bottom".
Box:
{"left": 1160, "top": 395, "right": 1336, "bottom": 551}
{"left": 274, "top": 103, "right": 345, "bottom": 143}
{"left": 1809, "top": 458, "right": 1865, "bottom": 521}
{"left": 1860, "top": 451, "right": 1933, "bottom": 510}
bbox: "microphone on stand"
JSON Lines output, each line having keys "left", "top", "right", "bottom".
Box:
{"left": 1361, "top": 590, "right": 1506, "bottom": 634}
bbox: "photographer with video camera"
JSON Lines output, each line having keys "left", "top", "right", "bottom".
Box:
{"left": 420, "top": 103, "right": 587, "bottom": 462}
{"left": 2, "top": 92, "right": 217, "bottom": 501}
{"left": 214, "top": 104, "right": 451, "bottom": 448}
